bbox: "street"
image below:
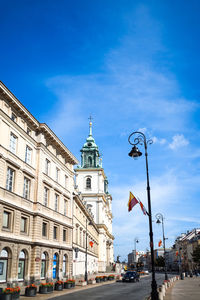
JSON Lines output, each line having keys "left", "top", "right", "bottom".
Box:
{"left": 51, "top": 274, "right": 168, "bottom": 300}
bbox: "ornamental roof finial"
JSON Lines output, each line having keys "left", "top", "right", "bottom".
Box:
{"left": 88, "top": 115, "right": 93, "bottom": 136}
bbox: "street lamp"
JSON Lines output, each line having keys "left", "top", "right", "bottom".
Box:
{"left": 155, "top": 213, "right": 168, "bottom": 280}
{"left": 85, "top": 218, "right": 92, "bottom": 282}
{"left": 134, "top": 238, "right": 139, "bottom": 268}
{"left": 128, "top": 131, "right": 158, "bottom": 300}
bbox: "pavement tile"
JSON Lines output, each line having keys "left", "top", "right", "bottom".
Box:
{"left": 164, "top": 277, "right": 200, "bottom": 300}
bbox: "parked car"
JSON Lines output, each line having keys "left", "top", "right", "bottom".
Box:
{"left": 122, "top": 271, "right": 140, "bottom": 282}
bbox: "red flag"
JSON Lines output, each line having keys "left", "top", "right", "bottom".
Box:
{"left": 139, "top": 201, "right": 147, "bottom": 215}
{"left": 89, "top": 241, "right": 94, "bottom": 248}
{"left": 158, "top": 240, "right": 162, "bottom": 247}
{"left": 128, "top": 192, "right": 139, "bottom": 212}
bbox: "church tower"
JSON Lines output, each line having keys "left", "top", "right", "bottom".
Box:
{"left": 75, "top": 120, "right": 114, "bottom": 272}
{"left": 80, "top": 120, "right": 102, "bottom": 169}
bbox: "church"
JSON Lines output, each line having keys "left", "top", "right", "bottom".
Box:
{"left": 75, "top": 120, "right": 114, "bottom": 272}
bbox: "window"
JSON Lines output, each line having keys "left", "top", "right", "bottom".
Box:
{"left": 76, "top": 226, "right": 78, "bottom": 244}
{"left": 65, "top": 175, "right": 68, "bottom": 189}
{"left": 53, "top": 253, "right": 58, "bottom": 279}
{"left": 53, "top": 226, "right": 57, "bottom": 240}
{"left": 80, "top": 228, "right": 82, "bottom": 246}
{"left": 3, "top": 211, "right": 11, "bottom": 229}
{"left": 45, "top": 159, "right": 50, "bottom": 175}
{"left": 10, "top": 133, "right": 17, "bottom": 154}
{"left": 0, "top": 248, "right": 9, "bottom": 282}
{"left": 42, "top": 222, "right": 47, "bottom": 237}
{"left": 11, "top": 113, "right": 17, "bottom": 122}
{"left": 6, "top": 167, "right": 14, "bottom": 192}
{"left": 63, "top": 255, "right": 68, "bottom": 276}
{"left": 63, "top": 229, "right": 66, "bottom": 242}
{"left": 41, "top": 252, "right": 47, "bottom": 279}
{"left": 86, "top": 177, "right": 91, "bottom": 189}
{"left": 18, "top": 250, "right": 26, "bottom": 280}
{"left": 43, "top": 187, "right": 49, "bottom": 207}
{"left": 25, "top": 146, "right": 32, "bottom": 164}
{"left": 20, "top": 216, "right": 27, "bottom": 233}
{"left": 55, "top": 194, "right": 59, "bottom": 212}
{"left": 56, "top": 167, "right": 59, "bottom": 182}
{"left": 23, "top": 177, "right": 30, "bottom": 199}
{"left": 88, "top": 156, "right": 92, "bottom": 167}
{"left": 27, "top": 128, "right": 31, "bottom": 135}
{"left": 64, "top": 199, "right": 67, "bottom": 216}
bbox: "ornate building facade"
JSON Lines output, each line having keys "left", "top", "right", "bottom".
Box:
{"left": 0, "top": 82, "right": 78, "bottom": 285}
{"left": 75, "top": 121, "right": 114, "bottom": 272}
{"left": 72, "top": 192, "right": 99, "bottom": 277}
{"left": 0, "top": 81, "right": 114, "bottom": 287}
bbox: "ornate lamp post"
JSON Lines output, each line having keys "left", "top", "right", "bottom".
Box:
{"left": 128, "top": 131, "right": 158, "bottom": 300}
{"left": 85, "top": 218, "right": 92, "bottom": 282}
{"left": 134, "top": 238, "right": 139, "bottom": 268}
{"left": 155, "top": 213, "right": 168, "bottom": 280}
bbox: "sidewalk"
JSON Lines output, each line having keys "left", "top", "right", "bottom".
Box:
{"left": 164, "top": 277, "right": 200, "bottom": 300}
{"left": 20, "top": 277, "right": 117, "bottom": 300}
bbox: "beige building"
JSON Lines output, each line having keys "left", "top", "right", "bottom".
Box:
{"left": 0, "top": 81, "right": 78, "bottom": 285}
{"left": 72, "top": 192, "right": 99, "bottom": 278}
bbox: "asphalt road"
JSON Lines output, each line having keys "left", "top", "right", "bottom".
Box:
{"left": 51, "top": 274, "right": 168, "bottom": 300}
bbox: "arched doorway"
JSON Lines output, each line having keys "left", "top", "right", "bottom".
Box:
{"left": 18, "top": 250, "right": 26, "bottom": 281}
{"left": 0, "top": 248, "right": 9, "bottom": 282}
{"left": 41, "top": 252, "right": 48, "bottom": 279}
{"left": 52, "top": 253, "right": 59, "bottom": 279}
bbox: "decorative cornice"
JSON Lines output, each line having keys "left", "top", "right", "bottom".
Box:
{"left": 39, "top": 123, "right": 78, "bottom": 165}
{"left": 0, "top": 81, "right": 78, "bottom": 166}
{"left": 97, "top": 224, "right": 114, "bottom": 240}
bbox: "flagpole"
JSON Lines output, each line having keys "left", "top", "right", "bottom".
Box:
{"left": 128, "top": 131, "right": 159, "bottom": 300}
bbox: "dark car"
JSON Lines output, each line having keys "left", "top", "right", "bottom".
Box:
{"left": 122, "top": 271, "right": 140, "bottom": 282}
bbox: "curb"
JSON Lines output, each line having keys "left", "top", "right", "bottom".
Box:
{"left": 146, "top": 276, "right": 180, "bottom": 300}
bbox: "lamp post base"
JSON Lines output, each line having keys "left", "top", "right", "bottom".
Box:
{"left": 85, "top": 272, "right": 88, "bottom": 282}
{"left": 151, "top": 280, "right": 159, "bottom": 300}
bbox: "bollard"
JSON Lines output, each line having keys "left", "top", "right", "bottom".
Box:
{"left": 162, "top": 284, "right": 166, "bottom": 296}
{"left": 158, "top": 286, "right": 163, "bottom": 300}
{"left": 180, "top": 273, "right": 184, "bottom": 280}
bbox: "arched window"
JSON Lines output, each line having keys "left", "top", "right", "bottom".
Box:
{"left": 88, "top": 156, "right": 92, "bottom": 167}
{"left": 0, "top": 248, "right": 8, "bottom": 282}
{"left": 18, "top": 250, "right": 26, "bottom": 280}
{"left": 52, "top": 253, "right": 59, "bottom": 279}
{"left": 86, "top": 178, "right": 91, "bottom": 189}
{"left": 63, "top": 254, "right": 68, "bottom": 277}
{"left": 41, "top": 252, "right": 48, "bottom": 279}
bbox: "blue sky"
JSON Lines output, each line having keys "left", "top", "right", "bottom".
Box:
{"left": 1, "top": 0, "right": 200, "bottom": 261}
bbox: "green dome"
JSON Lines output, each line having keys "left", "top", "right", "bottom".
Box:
{"left": 80, "top": 121, "right": 101, "bottom": 168}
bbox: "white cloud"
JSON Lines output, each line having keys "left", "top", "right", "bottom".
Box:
{"left": 169, "top": 134, "right": 189, "bottom": 150}
{"left": 152, "top": 136, "right": 167, "bottom": 145}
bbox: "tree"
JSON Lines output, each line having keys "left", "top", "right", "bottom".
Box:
{"left": 192, "top": 245, "right": 200, "bottom": 266}
{"left": 155, "top": 256, "right": 165, "bottom": 267}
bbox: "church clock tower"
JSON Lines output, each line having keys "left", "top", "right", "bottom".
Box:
{"left": 75, "top": 120, "right": 114, "bottom": 272}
